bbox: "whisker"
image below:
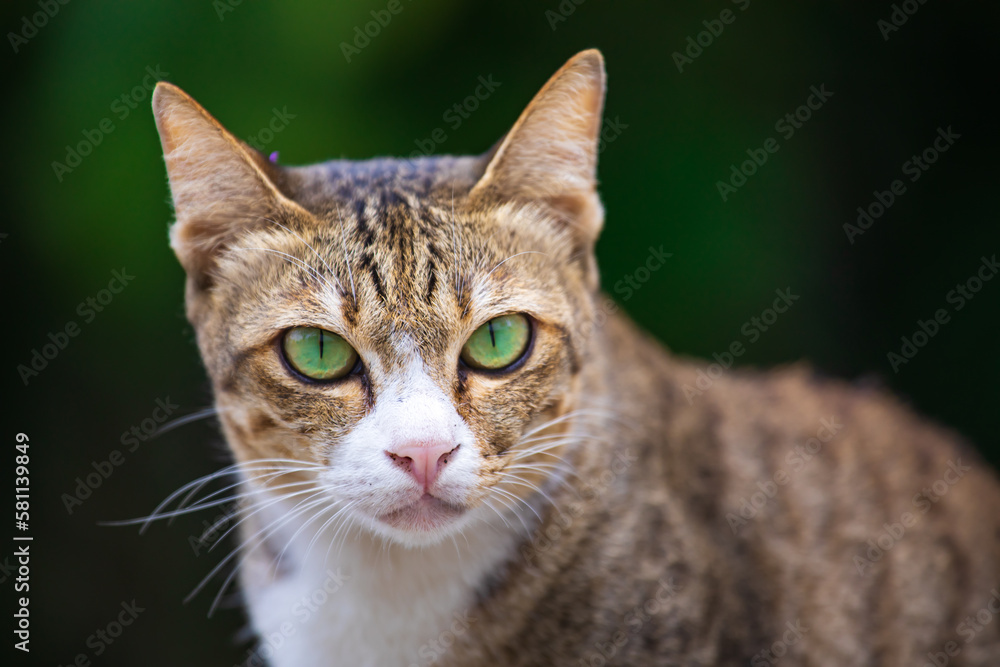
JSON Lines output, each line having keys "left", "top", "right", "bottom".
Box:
{"left": 516, "top": 429, "right": 606, "bottom": 446}
{"left": 272, "top": 495, "right": 347, "bottom": 575}
{"left": 190, "top": 489, "right": 328, "bottom": 604}
{"left": 166, "top": 466, "right": 320, "bottom": 527}
{"left": 152, "top": 407, "right": 219, "bottom": 439}
{"left": 518, "top": 408, "right": 616, "bottom": 440}
{"left": 303, "top": 500, "right": 357, "bottom": 566}
{"left": 479, "top": 498, "right": 512, "bottom": 531}
{"left": 204, "top": 493, "right": 332, "bottom": 617}
{"left": 101, "top": 460, "right": 323, "bottom": 531}
{"left": 508, "top": 444, "right": 579, "bottom": 467}
{"left": 232, "top": 247, "right": 341, "bottom": 296}
{"left": 196, "top": 504, "right": 242, "bottom": 545}
{"left": 506, "top": 463, "right": 582, "bottom": 489}
{"left": 335, "top": 204, "right": 357, "bottom": 302}
{"left": 190, "top": 495, "right": 311, "bottom": 607}
{"left": 486, "top": 487, "right": 535, "bottom": 535}
{"left": 175, "top": 463, "right": 322, "bottom": 510}
{"left": 500, "top": 472, "right": 560, "bottom": 510}
{"left": 258, "top": 216, "right": 343, "bottom": 292}
{"left": 491, "top": 485, "right": 544, "bottom": 524}
{"left": 159, "top": 479, "right": 318, "bottom": 526}
{"left": 481, "top": 251, "right": 548, "bottom": 286}
{"left": 512, "top": 436, "right": 589, "bottom": 452}
{"left": 450, "top": 534, "right": 464, "bottom": 567}
{"left": 207, "top": 485, "right": 325, "bottom": 554}
{"left": 324, "top": 502, "right": 364, "bottom": 564}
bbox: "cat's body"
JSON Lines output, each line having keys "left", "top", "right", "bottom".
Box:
{"left": 242, "top": 312, "right": 1000, "bottom": 666}
{"left": 152, "top": 51, "right": 1000, "bottom": 665}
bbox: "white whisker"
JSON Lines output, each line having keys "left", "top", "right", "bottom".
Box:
{"left": 204, "top": 493, "right": 332, "bottom": 617}
{"left": 232, "top": 247, "right": 341, "bottom": 296}
{"left": 152, "top": 407, "right": 219, "bottom": 439}
{"left": 261, "top": 216, "right": 340, "bottom": 279}
{"left": 336, "top": 204, "right": 357, "bottom": 302}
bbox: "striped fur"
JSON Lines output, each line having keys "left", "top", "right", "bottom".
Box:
{"left": 153, "top": 50, "right": 1000, "bottom": 665}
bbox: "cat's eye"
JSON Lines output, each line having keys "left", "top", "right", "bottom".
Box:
{"left": 460, "top": 314, "right": 532, "bottom": 371}
{"left": 282, "top": 327, "right": 359, "bottom": 381}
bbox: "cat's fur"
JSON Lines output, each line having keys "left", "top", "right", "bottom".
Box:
{"left": 153, "top": 50, "right": 1000, "bottom": 665}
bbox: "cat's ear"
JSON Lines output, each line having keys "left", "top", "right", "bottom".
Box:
{"left": 471, "top": 49, "right": 606, "bottom": 243}
{"left": 152, "top": 82, "right": 292, "bottom": 288}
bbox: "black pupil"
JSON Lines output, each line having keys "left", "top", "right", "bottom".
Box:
{"left": 319, "top": 331, "right": 324, "bottom": 358}
{"left": 488, "top": 320, "right": 496, "bottom": 347}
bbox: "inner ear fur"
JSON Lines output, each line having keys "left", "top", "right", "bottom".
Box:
{"left": 152, "top": 82, "right": 299, "bottom": 289}
{"left": 470, "top": 49, "right": 607, "bottom": 247}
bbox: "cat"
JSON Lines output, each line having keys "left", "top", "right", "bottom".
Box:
{"left": 151, "top": 50, "right": 1000, "bottom": 666}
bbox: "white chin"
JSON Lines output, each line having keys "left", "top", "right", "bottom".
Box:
{"left": 370, "top": 494, "right": 470, "bottom": 546}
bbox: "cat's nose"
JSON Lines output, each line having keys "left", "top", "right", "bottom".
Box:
{"left": 386, "top": 442, "right": 459, "bottom": 491}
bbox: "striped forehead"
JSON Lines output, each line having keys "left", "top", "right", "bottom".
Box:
{"left": 303, "top": 190, "right": 478, "bottom": 368}
{"left": 349, "top": 192, "right": 441, "bottom": 306}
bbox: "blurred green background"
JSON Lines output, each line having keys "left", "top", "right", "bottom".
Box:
{"left": 3, "top": 1, "right": 997, "bottom": 664}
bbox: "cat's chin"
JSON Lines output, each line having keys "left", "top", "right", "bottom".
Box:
{"left": 375, "top": 493, "right": 467, "bottom": 538}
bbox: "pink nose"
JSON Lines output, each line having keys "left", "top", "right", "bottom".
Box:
{"left": 386, "top": 442, "right": 458, "bottom": 490}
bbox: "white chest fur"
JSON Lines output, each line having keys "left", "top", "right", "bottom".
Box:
{"left": 239, "top": 496, "right": 523, "bottom": 667}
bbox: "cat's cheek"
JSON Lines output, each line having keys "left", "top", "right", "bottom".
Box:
{"left": 237, "top": 347, "right": 368, "bottom": 428}
{"left": 211, "top": 368, "right": 367, "bottom": 477}
{"left": 458, "top": 365, "right": 581, "bottom": 509}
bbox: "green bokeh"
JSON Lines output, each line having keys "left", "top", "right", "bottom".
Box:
{"left": 3, "top": 1, "right": 997, "bottom": 664}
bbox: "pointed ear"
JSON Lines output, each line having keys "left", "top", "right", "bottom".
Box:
{"left": 152, "top": 82, "right": 291, "bottom": 288}
{"left": 471, "top": 49, "right": 606, "bottom": 243}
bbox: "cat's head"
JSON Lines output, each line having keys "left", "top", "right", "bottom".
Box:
{"left": 153, "top": 50, "right": 607, "bottom": 547}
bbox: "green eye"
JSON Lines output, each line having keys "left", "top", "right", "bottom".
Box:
{"left": 460, "top": 314, "right": 531, "bottom": 371}
{"left": 282, "top": 327, "right": 358, "bottom": 381}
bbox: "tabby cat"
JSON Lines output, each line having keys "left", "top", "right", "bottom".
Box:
{"left": 152, "top": 50, "right": 1000, "bottom": 666}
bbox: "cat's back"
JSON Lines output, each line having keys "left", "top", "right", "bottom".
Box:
{"left": 601, "top": 308, "right": 1000, "bottom": 664}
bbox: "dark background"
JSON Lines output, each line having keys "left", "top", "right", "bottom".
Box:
{"left": 3, "top": 1, "right": 997, "bottom": 664}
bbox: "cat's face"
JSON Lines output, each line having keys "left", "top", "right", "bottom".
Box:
{"left": 154, "top": 51, "right": 606, "bottom": 546}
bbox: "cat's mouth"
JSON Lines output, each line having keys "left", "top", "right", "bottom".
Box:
{"left": 376, "top": 493, "right": 467, "bottom": 532}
